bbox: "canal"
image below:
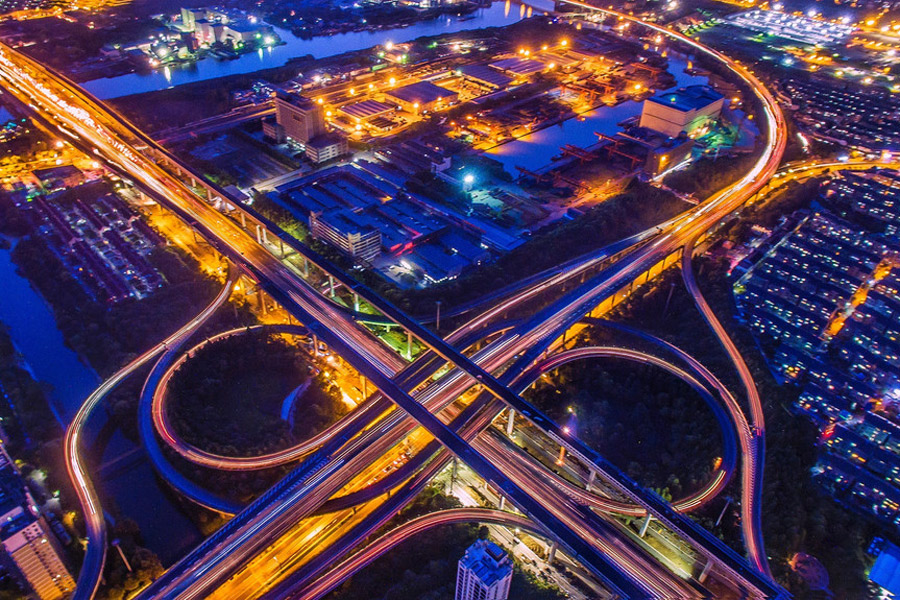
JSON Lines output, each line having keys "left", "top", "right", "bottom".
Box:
{"left": 0, "top": 242, "right": 202, "bottom": 565}
{"left": 82, "top": 0, "right": 535, "bottom": 100}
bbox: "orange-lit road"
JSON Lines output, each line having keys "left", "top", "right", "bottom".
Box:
{"left": 0, "top": 5, "right": 794, "bottom": 597}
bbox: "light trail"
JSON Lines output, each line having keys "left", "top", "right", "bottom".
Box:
{"left": 63, "top": 268, "right": 237, "bottom": 600}
{"left": 0, "top": 7, "right": 799, "bottom": 595}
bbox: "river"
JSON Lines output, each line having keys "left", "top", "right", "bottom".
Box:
{"left": 82, "top": 1, "right": 537, "bottom": 100}
{"left": 0, "top": 242, "right": 201, "bottom": 564}
{"left": 486, "top": 54, "right": 711, "bottom": 174}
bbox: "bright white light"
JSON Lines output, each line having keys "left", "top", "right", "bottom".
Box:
{"left": 463, "top": 174, "right": 474, "bottom": 184}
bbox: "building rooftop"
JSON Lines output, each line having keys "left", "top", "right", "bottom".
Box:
{"left": 275, "top": 89, "right": 317, "bottom": 111}
{"left": 306, "top": 132, "right": 346, "bottom": 150}
{"left": 339, "top": 99, "right": 395, "bottom": 121}
{"left": 647, "top": 85, "right": 723, "bottom": 112}
{"left": 385, "top": 81, "right": 454, "bottom": 107}
{"left": 490, "top": 57, "right": 545, "bottom": 76}
{"left": 460, "top": 64, "right": 512, "bottom": 89}
{"left": 31, "top": 164, "right": 81, "bottom": 182}
{"left": 459, "top": 539, "right": 512, "bottom": 588}
{"left": 872, "top": 542, "right": 900, "bottom": 595}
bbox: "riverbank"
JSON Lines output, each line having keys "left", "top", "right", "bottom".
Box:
{"left": 83, "top": 1, "right": 529, "bottom": 100}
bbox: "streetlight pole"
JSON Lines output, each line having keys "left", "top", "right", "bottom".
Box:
{"left": 111, "top": 539, "right": 131, "bottom": 572}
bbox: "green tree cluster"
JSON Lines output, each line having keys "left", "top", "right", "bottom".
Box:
{"left": 99, "top": 519, "right": 164, "bottom": 600}
{"left": 168, "top": 331, "right": 346, "bottom": 458}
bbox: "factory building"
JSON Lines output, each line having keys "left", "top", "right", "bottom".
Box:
{"left": 639, "top": 85, "right": 724, "bottom": 138}
{"left": 384, "top": 81, "right": 458, "bottom": 114}
{"left": 309, "top": 208, "right": 382, "bottom": 262}
{"left": 305, "top": 133, "right": 348, "bottom": 164}
{"left": 459, "top": 65, "right": 512, "bottom": 91}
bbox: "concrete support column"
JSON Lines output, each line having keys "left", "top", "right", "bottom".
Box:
{"left": 698, "top": 558, "right": 713, "bottom": 583}
{"left": 302, "top": 257, "right": 309, "bottom": 277}
{"left": 587, "top": 469, "right": 597, "bottom": 491}
{"left": 449, "top": 457, "right": 458, "bottom": 493}
{"left": 258, "top": 290, "right": 268, "bottom": 315}
{"left": 361, "top": 376, "right": 367, "bottom": 399}
{"left": 279, "top": 239, "right": 285, "bottom": 256}
{"left": 498, "top": 495, "right": 505, "bottom": 511}
{"left": 353, "top": 292, "right": 360, "bottom": 312}
{"left": 548, "top": 541, "right": 559, "bottom": 564}
{"left": 312, "top": 334, "right": 319, "bottom": 356}
{"left": 190, "top": 177, "right": 197, "bottom": 188}
{"left": 506, "top": 409, "right": 515, "bottom": 436}
{"left": 639, "top": 513, "right": 652, "bottom": 538}
{"left": 240, "top": 212, "right": 246, "bottom": 228}
{"left": 556, "top": 445, "right": 566, "bottom": 466}
{"left": 328, "top": 275, "right": 335, "bottom": 298}
{"left": 406, "top": 330, "right": 413, "bottom": 360}
{"left": 261, "top": 228, "right": 268, "bottom": 245}
{"left": 255, "top": 224, "right": 262, "bottom": 244}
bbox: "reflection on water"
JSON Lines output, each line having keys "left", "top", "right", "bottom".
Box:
{"left": 0, "top": 245, "right": 98, "bottom": 423}
{"left": 83, "top": 2, "right": 528, "bottom": 100}
{"left": 0, "top": 245, "right": 200, "bottom": 564}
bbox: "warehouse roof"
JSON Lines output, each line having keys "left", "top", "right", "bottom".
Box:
{"left": 385, "top": 81, "right": 455, "bottom": 106}
{"left": 647, "top": 85, "right": 723, "bottom": 112}
{"left": 460, "top": 64, "right": 512, "bottom": 89}
{"left": 490, "top": 57, "right": 545, "bottom": 76}
{"left": 339, "top": 99, "right": 395, "bottom": 121}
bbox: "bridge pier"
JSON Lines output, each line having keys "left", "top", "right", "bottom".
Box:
{"left": 587, "top": 469, "right": 596, "bottom": 491}
{"left": 449, "top": 457, "right": 458, "bottom": 492}
{"left": 302, "top": 257, "right": 309, "bottom": 277}
{"left": 556, "top": 445, "right": 566, "bottom": 466}
{"left": 255, "top": 224, "right": 262, "bottom": 244}
{"left": 639, "top": 513, "right": 652, "bottom": 538}
{"left": 353, "top": 292, "right": 360, "bottom": 312}
{"left": 240, "top": 212, "right": 246, "bottom": 228}
{"left": 498, "top": 495, "right": 505, "bottom": 510}
{"left": 698, "top": 558, "right": 713, "bottom": 583}
{"left": 328, "top": 275, "right": 335, "bottom": 298}
{"left": 312, "top": 334, "right": 319, "bottom": 356}
{"left": 406, "top": 331, "right": 413, "bottom": 360}
{"left": 506, "top": 408, "right": 515, "bottom": 436}
{"left": 548, "top": 541, "right": 559, "bottom": 564}
{"left": 261, "top": 227, "right": 269, "bottom": 245}
{"left": 257, "top": 290, "right": 268, "bottom": 315}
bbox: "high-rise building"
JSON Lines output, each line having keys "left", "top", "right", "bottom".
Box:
{"left": 275, "top": 91, "right": 326, "bottom": 144}
{"left": 0, "top": 446, "right": 74, "bottom": 600}
{"left": 1, "top": 514, "right": 75, "bottom": 600}
{"left": 455, "top": 539, "right": 513, "bottom": 600}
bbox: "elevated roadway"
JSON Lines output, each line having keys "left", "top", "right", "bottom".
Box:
{"left": 0, "top": 7, "right": 792, "bottom": 597}
{"left": 63, "top": 267, "right": 237, "bottom": 600}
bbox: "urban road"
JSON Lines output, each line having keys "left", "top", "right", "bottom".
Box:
{"left": 0, "top": 3, "right": 797, "bottom": 599}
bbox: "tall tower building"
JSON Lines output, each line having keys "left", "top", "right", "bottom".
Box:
{"left": 1, "top": 513, "right": 75, "bottom": 600}
{"left": 0, "top": 446, "right": 74, "bottom": 600}
{"left": 455, "top": 539, "right": 513, "bottom": 600}
{"left": 274, "top": 90, "right": 326, "bottom": 144}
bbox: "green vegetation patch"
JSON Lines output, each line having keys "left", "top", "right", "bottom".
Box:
{"left": 167, "top": 332, "right": 346, "bottom": 457}
{"left": 525, "top": 357, "right": 723, "bottom": 500}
